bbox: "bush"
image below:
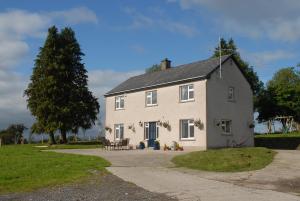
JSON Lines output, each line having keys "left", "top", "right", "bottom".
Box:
{"left": 154, "top": 141, "right": 160, "bottom": 150}
{"left": 67, "top": 141, "right": 102, "bottom": 145}
{"left": 255, "top": 136, "right": 300, "bottom": 150}
{"left": 139, "top": 141, "right": 145, "bottom": 149}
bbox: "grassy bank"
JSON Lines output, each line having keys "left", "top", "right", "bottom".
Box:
{"left": 0, "top": 145, "right": 110, "bottom": 194}
{"left": 172, "top": 147, "right": 275, "bottom": 172}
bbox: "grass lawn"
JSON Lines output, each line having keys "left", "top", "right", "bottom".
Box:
{"left": 172, "top": 147, "right": 276, "bottom": 172}
{"left": 255, "top": 132, "right": 300, "bottom": 138}
{"left": 0, "top": 145, "right": 110, "bottom": 194}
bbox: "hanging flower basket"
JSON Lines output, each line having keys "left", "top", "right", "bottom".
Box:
{"left": 128, "top": 124, "right": 136, "bottom": 133}
{"left": 194, "top": 119, "right": 204, "bottom": 130}
{"left": 162, "top": 121, "right": 171, "bottom": 131}
{"left": 105, "top": 126, "right": 112, "bottom": 134}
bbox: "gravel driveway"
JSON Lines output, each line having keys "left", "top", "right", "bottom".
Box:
{"left": 0, "top": 173, "right": 177, "bottom": 201}
{"left": 52, "top": 149, "right": 300, "bottom": 201}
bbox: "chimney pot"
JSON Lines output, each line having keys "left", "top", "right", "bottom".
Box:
{"left": 161, "top": 58, "right": 171, "bottom": 70}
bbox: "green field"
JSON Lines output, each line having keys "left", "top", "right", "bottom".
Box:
{"left": 172, "top": 147, "right": 276, "bottom": 172}
{"left": 0, "top": 145, "right": 110, "bottom": 194}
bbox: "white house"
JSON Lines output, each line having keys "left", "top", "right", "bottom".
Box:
{"left": 104, "top": 55, "right": 254, "bottom": 149}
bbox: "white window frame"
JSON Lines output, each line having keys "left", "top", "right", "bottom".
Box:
{"left": 180, "top": 84, "right": 194, "bottom": 102}
{"left": 221, "top": 120, "right": 232, "bottom": 135}
{"left": 228, "top": 87, "right": 235, "bottom": 101}
{"left": 180, "top": 119, "right": 195, "bottom": 140}
{"left": 146, "top": 90, "right": 158, "bottom": 106}
{"left": 115, "top": 124, "right": 124, "bottom": 140}
{"left": 144, "top": 122, "right": 149, "bottom": 140}
{"left": 156, "top": 124, "right": 159, "bottom": 139}
{"left": 115, "top": 95, "right": 124, "bottom": 110}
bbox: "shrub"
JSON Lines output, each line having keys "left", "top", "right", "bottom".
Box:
{"left": 255, "top": 135, "right": 300, "bottom": 150}
{"left": 68, "top": 141, "right": 102, "bottom": 145}
{"left": 139, "top": 141, "right": 145, "bottom": 149}
{"left": 154, "top": 141, "right": 160, "bottom": 150}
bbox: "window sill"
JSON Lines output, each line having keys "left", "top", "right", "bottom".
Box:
{"left": 115, "top": 108, "right": 125, "bottom": 111}
{"left": 180, "top": 138, "right": 196, "bottom": 141}
{"left": 179, "top": 99, "right": 195, "bottom": 103}
{"left": 221, "top": 133, "right": 233, "bottom": 136}
{"left": 146, "top": 104, "right": 158, "bottom": 107}
{"left": 228, "top": 99, "right": 236, "bottom": 103}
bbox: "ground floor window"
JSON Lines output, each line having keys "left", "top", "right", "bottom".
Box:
{"left": 180, "top": 119, "right": 194, "bottom": 139}
{"left": 221, "top": 120, "right": 232, "bottom": 134}
{"left": 115, "top": 124, "right": 124, "bottom": 140}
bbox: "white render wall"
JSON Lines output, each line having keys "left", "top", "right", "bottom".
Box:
{"left": 206, "top": 58, "right": 254, "bottom": 148}
{"left": 105, "top": 80, "right": 207, "bottom": 149}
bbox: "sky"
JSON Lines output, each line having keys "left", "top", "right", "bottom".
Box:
{"left": 1, "top": 0, "right": 300, "bottom": 136}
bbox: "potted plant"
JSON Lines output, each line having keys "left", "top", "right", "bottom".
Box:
{"left": 162, "top": 121, "right": 171, "bottom": 131}
{"left": 105, "top": 126, "right": 112, "bottom": 133}
{"left": 139, "top": 141, "right": 145, "bottom": 149}
{"left": 194, "top": 119, "right": 204, "bottom": 130}
{"left": 128, "top": 124, "right": 136, "bottom": 132}
{"left": 163, "top": 144, "right": 171, "bottom": 151}
{"left": 154, "top": 140, "right": 160, "bottom": 150}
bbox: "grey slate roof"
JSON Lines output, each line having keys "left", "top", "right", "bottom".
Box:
{"left": 105, "top": 55, "right": 232, "bottom": 96}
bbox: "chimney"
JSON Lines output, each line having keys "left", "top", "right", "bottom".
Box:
{"left": 161, "top": 58, "right": 171, "bottom": 70}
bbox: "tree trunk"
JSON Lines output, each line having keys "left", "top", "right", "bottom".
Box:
{"left": 61, "top": 130, "right": 67, "bottom": 144}
{"left": 49, "top": 132, "right": 56, "bottom": 145}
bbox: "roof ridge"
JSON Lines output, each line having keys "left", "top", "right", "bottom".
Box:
{"left": 129, "top": 54, "right": 231, "bottom": 79}
{"left": 105, "top": 54, "right": 232, "bottom": 96}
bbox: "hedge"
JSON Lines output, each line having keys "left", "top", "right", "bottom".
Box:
{"left": 254, "top": 137, "right": 300, "bottom": 150}
{"left": 67, "top": 141, "right": 102, "bottom": 145}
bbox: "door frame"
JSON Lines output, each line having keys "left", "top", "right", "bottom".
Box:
{"left": 145, "top": 121, "right": 157, "bottom": 147}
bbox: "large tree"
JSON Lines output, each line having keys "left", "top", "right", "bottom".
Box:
{"left": 212, "top": 38, "right": 263, "bottom": 98}
{"left": 25, "top": 26, "right": 99, "bottom": 144}
{"left": 0, "top": 124, "right": 27, "bottom": 144}
{"left": 257, "top": 67, "right": 300, "bottom": 132}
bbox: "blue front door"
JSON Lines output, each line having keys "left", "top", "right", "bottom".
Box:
{"left": 148, "top": 122, "right": 157, "bottom": 147}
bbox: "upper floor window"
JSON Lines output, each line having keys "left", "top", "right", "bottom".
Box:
{"left": 146, "top": 90, "right": 157, "bottom": 106}
{"left": 115, "top": 124, "right": 124, "bottom": 140}
{"left": 221, "top": 120, "right": 232, "bottom": 135}
{"left": 180, "top": 119, "right": 194, "bottom": 139}
{"left": 115, "top": 96, "right": 124, "bottom": 110}
{"left": 180, "top": 84, "right": 194, "bottom": 102}
{"left": 228, "top": 87, "right": 235, "bottom": 101}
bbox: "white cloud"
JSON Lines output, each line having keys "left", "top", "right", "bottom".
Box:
{"left": 0, "top": 40, "right": 29, "bottom": 69}
{"left": 244, "top": 50, "right": 296, "bottom": 67}
{"left": 170, "top": 0, "right": 300, "bottom": 41}
{"left": 124, "top": 7, "right": 198, "bottom": 37}
{"left": 0, "top": 69, "right": 33, "bottom": 129}
{"left": 88, "top": 69, "right": 142, "bottom": 99}
{"left": 0, "top": 7, "right": 98, "bottom": 69}
{"left": 50, "top": 7, "right": 98, "bottom": 25}
{"left": 0, "top": 67, "right": 141, "bottom": 132}
{"left": 0, "top": 7, "right": 99, "bottom": 131}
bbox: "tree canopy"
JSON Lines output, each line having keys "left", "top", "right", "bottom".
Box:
{"left": 25, "top": 26, "right": 99, "bottom": 144}
{"left": 0, "top": 124, "right": 27, "bottom": 144}
{"left": 145, "top": 64, "right": 161, "bottom": 73}
{"left": 256, "top": 67, "right": 300, "bottom": 132}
